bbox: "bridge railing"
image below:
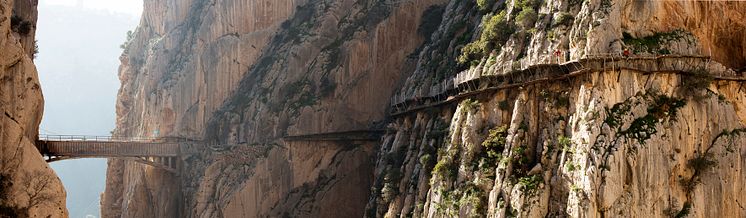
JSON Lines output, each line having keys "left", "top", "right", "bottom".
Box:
{"left": 38, "top": 135, "right": 160, "bottom": 142}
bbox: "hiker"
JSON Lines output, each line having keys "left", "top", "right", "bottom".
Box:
{"left": 623, "top": 48, "right": 631, "bottom": 58}
{"left": 554, "top": 49, "right": 562, "bottom": 63}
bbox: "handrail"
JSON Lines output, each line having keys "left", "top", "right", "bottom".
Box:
{"left": 389, "top": 54, "right": 742, "bottom": 115}
{"left": 38, "top": 135, "right": 160, "bottom": 142}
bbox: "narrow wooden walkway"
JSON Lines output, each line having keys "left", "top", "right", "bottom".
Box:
{"left": 282, "top": 130, "right": 386, "bottom": 141}
{"left": 391, "top": 55, "right": 745, "bottom": 116}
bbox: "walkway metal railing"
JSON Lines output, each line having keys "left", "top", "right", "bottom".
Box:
{"left": 390, "top": 54, "right": 743, "bottom": 115}
{"left": 38, "top": 135, "right": 160, "bottom": 142}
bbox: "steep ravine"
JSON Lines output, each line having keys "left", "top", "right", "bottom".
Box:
{"left": 0, "top": 1, "right": 67, "bottom": 218}
{"left": 104, "top": 0, "right": 746, "bottom": 217}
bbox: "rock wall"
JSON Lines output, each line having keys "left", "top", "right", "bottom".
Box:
{"left": 367, "top": 69, "right": 746, "bottom": 217}
{"left": 105, "top": 0, "right": 746, "bottom": 217}
{"left": 104, "top": 0, "right": 445, "bottom": 217}
{"left": 0, "top": 0, "right": 67, "bottom": 217}
{"left": 366, "top": 0, "right": 746, "bottom": 217}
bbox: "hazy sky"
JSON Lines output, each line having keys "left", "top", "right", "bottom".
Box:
{"left": 37, "top": 1, "right": 142, "bottom": 217}
{"left": 44, "top": 0, "right": 142, "bottom": 17}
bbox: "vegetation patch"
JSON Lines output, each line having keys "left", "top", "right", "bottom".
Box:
{"left": 618, "top": 95, "right": 685, "bottom": 145}
{"left": 552, "top": 12, "right": 574, "bottom": 28}
{"left": 482, "top": 125, "right": 508, "bottom": 160}
{"left": 432, "top": 145, "right": 460, "bottom": 183}
{"left": 458, "top": 10, "right": 514, "bottom": 65}
{"left": 477, "top": 125, "right": 508, "bottom": 179}
{"left": 517, "top": 174, "right": 543, "bottom": 196}
{"left": 515, "top": 8, "right": 537, "bottom": 29}
{"left": 477, "top": 0, "right": 494, "bottom": 12}
{"left": 604, "top": 101, "right": 632, "bottom": 128}
{"left": 120, "top": 30, "right": 136, "bottom": 50}
{"left": 462, "top": 98, "right": 481, "bottom": 112}
{"left": 565, "top": 161, "right": 577, "bottom": 172}
{"left": 622, "top": 30, "right": 692, "bottom": 54}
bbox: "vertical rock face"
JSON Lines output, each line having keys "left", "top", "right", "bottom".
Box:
{"left": 106, "top": 0, "right": 745, "bottom": 217}
{"left": 105, "top": 0, "right": 444, "bottom": 217}
{"left": 366, "top": 0, "right": 746, "bottom": 217}
{"left": 0, "top": 0, "right": 67, "bottom": 217}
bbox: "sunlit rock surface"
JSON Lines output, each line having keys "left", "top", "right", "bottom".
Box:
{"left": 104, "top": 0, "right": 745, "bottom": 217}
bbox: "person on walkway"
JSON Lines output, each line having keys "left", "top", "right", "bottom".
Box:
{"left": 623, "top": 48, "right": 631, "bottom": 58}
{"left": 554, "top": 49, "right": 562, "bottom": 63}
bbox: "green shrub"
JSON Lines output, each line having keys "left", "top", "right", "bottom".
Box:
{"left": 420, "top": 154, "right": 432, "bottom": 167}
{"left": 565, "top": 162, "right": 577, "bottom": 172}
{"left": 552, "top": 12, "right": 574, "bottom": 27}
{"left": 477, "top": 0, "right": 493, "bottom": 11}
{"left": 432, "top": 147, "right": 459, "bottom": 182}
{"left": 458, "top": 11, "right": 514, "bottom": 64}
{"left": 120, "top": 30, "right": 136, "bottom": 50}
{"left": 458, "top": 41, "right": 488, "bottom": 64}
{"left": 558, "top": 136, "right": 572, "bottom": 150}
{"left": 481, "top": 11, "right": 514, "bottom": 44}
{"left": 482, "top": 125, "right": 508, "bottom": 160}
{"left": 622, "top": 30, "right": 690, "bottom": 54}
{"left": 462, "top": 99, "right": 481, "bottom": 112}
{"left": 518, "top": 174, "right": 542, "bottom": 195}
{"left": 515, "top": 8, "right": 538, "bottom": 29}
{"left": 516, "top": 0, "right": 541, "bottom": 10}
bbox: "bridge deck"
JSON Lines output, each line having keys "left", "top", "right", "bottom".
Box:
{"left": 40, "top": 141, "right": 179, "bottom": 157}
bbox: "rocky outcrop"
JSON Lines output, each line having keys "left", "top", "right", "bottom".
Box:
{"left": 0, "top": 0, "right": 67, "bottom": 217}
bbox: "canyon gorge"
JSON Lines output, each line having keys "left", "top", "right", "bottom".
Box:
{"left": 1, "top": 0, "right": 745, "bottom": 217}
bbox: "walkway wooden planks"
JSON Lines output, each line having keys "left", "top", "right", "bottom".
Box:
{"left": 390, "top": 55, "right": 745, "bottom": 116}
{"left": 282, "top": 130, "right": 386, "bottom": 142}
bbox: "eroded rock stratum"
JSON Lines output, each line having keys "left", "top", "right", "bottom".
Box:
{"left": 103, "top": 0, "right": 745, "bottom": 217}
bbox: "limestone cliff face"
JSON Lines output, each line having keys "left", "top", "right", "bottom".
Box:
{"left": 106, "top": 0, "right": 745, "bottom": 217}
{"left": 366, "top": 0, "right": 746, "bottom": 217}
{"left": 0, "top": 1, "right": 67, "bottom": 217}
{"left": 105, "top": 0, "right": 444, "bottom": 217}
